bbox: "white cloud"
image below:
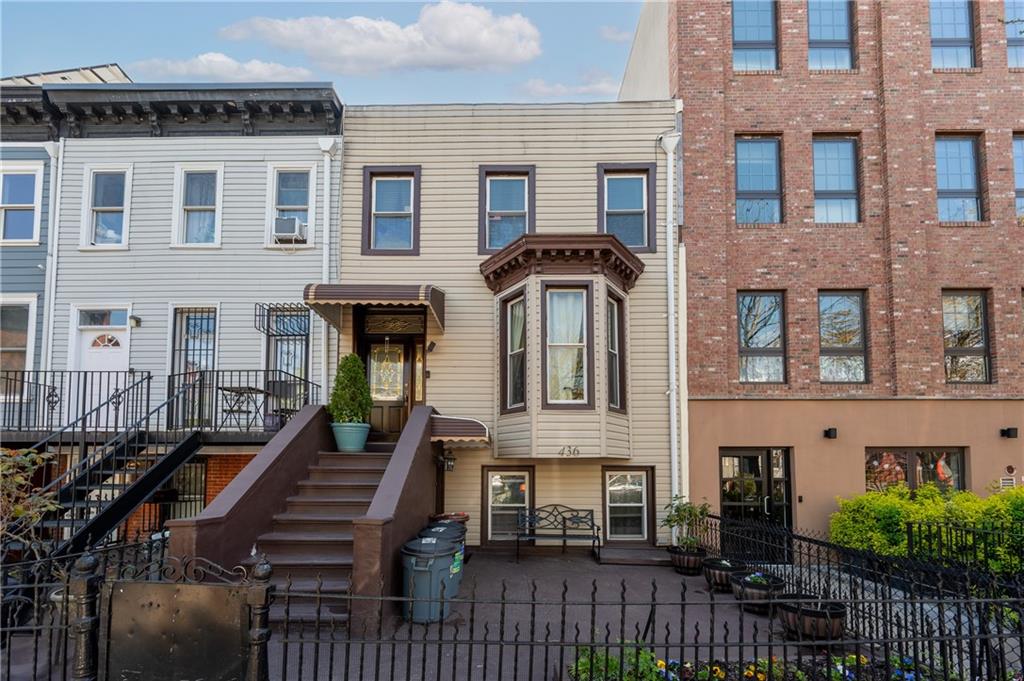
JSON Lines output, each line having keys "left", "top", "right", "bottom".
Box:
{"left": 599, "top": 25, "right": 633, "bottom": 43}
{"left": 219, "top": 1, "right": 541, "bottom": 76}
{"left": 521, "top": 71, "right": 619, "bottom": 100}
{"left": 131, "top": 52, "right": 313, "bottom": 82}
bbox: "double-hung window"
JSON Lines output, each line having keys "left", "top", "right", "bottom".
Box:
{"left": 607, "top": 292, "right": 625, "bottom": 410}
{"left": 602, "top": 171, "right": 651, "bottom": 249}
{"left": 818, "top": 291, "right": 867, "bottom": 383}
{"left": 502, "top": 294, "right": 526, "bottom": 412}
{"left": 736, "top": 137, "right": 782, "bottom": 224}
{"left": 1014, "top": 136, "right": 1024, "bottom": 225}
{"left": 364, "top": 167, "right": 420, "bottom": 255}
{"left": 0, "top": 303, "right": 32, "bottom": 376}
{"left": 930, "top": 0, "right": 975, "bottom": 68}
{"left": 86, "top": 169, "right": 129, "bottom": 247}
{"left": 942, "top": 290, "right": 990, "bottom": 383}
{"left": 935, "top": 137, "right": 982, "bottom": 222}
{"left": 269, "top": 166, "right": 314, "bottom": 246}
{"left": 1, "top": 164, "right": 43, "bottom": 243}
{"left": 481, "top": 167, "right": 533, "bottom": 252}
{"left": 487, "top": 470, "right": 530, "bottom": 541}
{"left": 808, "top": 0, "right": 854, "bottom": 69}
{"left": 813, "top": 137, "right": 859, "bottom": 223}
{"left": 173, "top": 165, "right": 222, "bottom": 246}
{"left": 544, "top": 285, "right": 591, "bottom": 406}
{"left": 732, "top": 0, "right": 778, "bottom": 71}
{"left": 737, "top": 291, "right": 786, "bottom": 383}
{"left": 605, "top": 471, "right": 647, "bottom": 540}
{"left": 1008, "top": 1, "right": 1024, "bottom": 68}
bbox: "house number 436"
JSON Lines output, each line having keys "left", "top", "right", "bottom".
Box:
{"left": 558, "top": 445, "right": 580, "bottom": 457}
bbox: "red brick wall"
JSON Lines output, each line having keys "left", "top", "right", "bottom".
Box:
{"left": 205, "top": 454, "right": 255, "bottom": 506}
{"left": 671, "top": 0, "right": 1023, "bottom": 398}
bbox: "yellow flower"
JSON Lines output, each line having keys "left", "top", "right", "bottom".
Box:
{"left": 756, "top": 673, "right": 766, "bottom": 681}
{"left": 712, "top": 667, "right": 725, "bottom": 680}
{"left": 658, "top": 660, "right": 667, "bottom": 670}
{"left": 859, "top": 655, "right": 868, "bottom": 665}
{"left": 744, "top": 671, "right": 755, "bottom": 678}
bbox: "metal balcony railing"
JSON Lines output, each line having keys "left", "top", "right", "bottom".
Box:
{"left": 0, "top": 370, "right": 151, "bottom": 433}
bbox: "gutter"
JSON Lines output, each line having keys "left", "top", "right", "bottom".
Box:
{"left": 43, "top": 139, "right": 64, "bottom": 372}
{"left": 318, "top": 136, "right": 340, "bottom": 398}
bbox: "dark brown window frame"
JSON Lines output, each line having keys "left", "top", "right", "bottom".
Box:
{"left": 934, "top": 134, "right": 984, "bottom": 222}
{"left": 812, "top": 134, "right": 861, "bottom": 224}
{"left": 736, "top": 290, "right": 787, "bottom": 384}
{"left": 941, "top": 289, "right": 991, "bottom": 384}
{"left": 499, "top": 287, "right": 528, "bottom": 414}
{"left": 606, "top": 287, "right": 627, "bottom": 413}
{"left": 361, "top": 165, "right": 421, "bottom": 256}
{"left": 597, "top": 163, "right": 657, "bottom": 254}
{"left": 541, "top": 281, "right": 595, "bottom": 410}
{"left": 865, "top": 447, "right": 967, "bottom": 492}
{"left": 732, "top": 0, "right": 780, "bottom": 71}
{"left": 807, "top": 0, "right": 857, "bottom": 70}
{"left": 601, "top": 465, "right": 656, "bottom": 546}
{"left": 478, "top": 165, "right": 536, "bottom": 255}
{"left": 735, "top": 135, "right": 784, "bottom": 224}
{"left": 480, "top": 465, "right": 536, "bottom": 547}
{"left": 929, "top": 0, "right": 977, "bottom": 69}
{"left": 818, "top": 289, "right": 869, "bottom": 384}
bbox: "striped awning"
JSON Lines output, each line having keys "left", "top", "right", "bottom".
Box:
{"left": 303, "top": 283, "right": 446, "bottom": 332}
{"left": 430, "top": 415, "right": 490, "bottom": 448}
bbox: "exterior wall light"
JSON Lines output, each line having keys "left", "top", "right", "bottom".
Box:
{"left": 823, "top": 427, "right": 838, "bottom": 439}
{"left": 427, "top": 341, "right": 437, "bottom": 353}
{"left": 1000, "top": 427, "right": 1019, "bottom": 439}
{"left": 129, "top": 315, "right": 142, "bottom": 328}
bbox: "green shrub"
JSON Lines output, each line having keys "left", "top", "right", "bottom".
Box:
{"left": 328, "top": 353, "right": 373, "bottom": 424}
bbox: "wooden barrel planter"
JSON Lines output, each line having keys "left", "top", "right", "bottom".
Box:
{"left": 666, "top": 545, "right": 707, "bottom": 575}
{"left": 729, "top": 571, "right": 786, "bottom": 612}
{"left": 702, "top": 557, "right": 747, "bottom": 592}
{"left": 776, "top": 592, "right": 847, "bottom": 641}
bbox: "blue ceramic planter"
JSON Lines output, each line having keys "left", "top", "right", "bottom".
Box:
{"left": 332, "top": 422, "right": 370, "bottom": 452}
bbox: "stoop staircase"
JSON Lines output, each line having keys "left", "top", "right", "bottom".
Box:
{"left": 248, "top": 441, "right": 395, "bottom": 622}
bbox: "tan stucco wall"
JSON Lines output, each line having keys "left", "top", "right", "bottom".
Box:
{"left": 688, "top": 399, "right": 1024, "bottom": 534}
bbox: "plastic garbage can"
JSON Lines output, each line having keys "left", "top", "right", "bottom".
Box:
{"left": 401, "top": 537, "right": 458, "bottom": 623}
{"left": 419, "top": 524, "right": 466, "bottom": 588}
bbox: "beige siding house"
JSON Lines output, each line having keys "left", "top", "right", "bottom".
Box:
{"left": 314, "top": 101, "right": 683, "bottom": 548}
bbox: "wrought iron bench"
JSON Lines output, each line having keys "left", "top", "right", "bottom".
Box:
{"left": 515, "top": 504, "right": 601, "bottom": 562}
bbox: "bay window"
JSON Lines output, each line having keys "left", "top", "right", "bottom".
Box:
{"left": 543, "top": 285, "right": 592, "bottom": 407}
{"left": 501, "top": 294, "right": 527, "bottom": 412}
{"left": 607, "top": 292, "right": 625, "bottom": 411}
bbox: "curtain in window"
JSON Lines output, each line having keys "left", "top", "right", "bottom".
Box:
{"left": 547, "top": 291, "right": 585, "bottom": 401}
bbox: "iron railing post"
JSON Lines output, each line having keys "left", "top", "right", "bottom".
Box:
{"left": 906, "top": 522, "right": 915, "bottom": 559}
{"left": 246, "top": 556, "right": 274, "bottom": 681}
{"left": 70, "top": 551, "right": 100, "bottom": 681}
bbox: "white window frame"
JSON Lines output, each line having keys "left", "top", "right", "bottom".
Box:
{"left": 0, "top": 161, "right": 45, "bottom": 245}
{"left": 545, "top": 287, "right": 589, "bottom": 405}
{"left": 0, "top": 294, "right": 38, "bottom": 403}
{"left": 486, "top": 174, "right": 529, "bottom": 250}
{"left": 79, "top": 164, "right": 133, "bottom": 250}
{"left": 604, "top": 173, "right": 648, "bottom": 249}
{"left": 67, "top": 302, "right": 133, "bottom": 372}
{"left": 605, "top": 470, "right": 648, "bottom": 541}
{"left": 171, "top": 163, "right": 224, "bottom": 248}
{"left": 264, "top": 162, "right": 317, "bottom": 249}
{"left": 370, "top": 175, "right": 415, "bottom": 250}
{"left": 487, "top": 470, "right": 530, "bottom": 541}
{"left": 505, "top": 294, "right": 526, "bottom": 410}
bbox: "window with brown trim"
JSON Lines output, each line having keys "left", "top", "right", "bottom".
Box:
{"left": 479, "top": 165, "right": 535, "bottom": 254}
{"left": 607, "top": 290, "right": 626, "bottom": 411}
{"left": 542, "top": 282, "right": 594, "bottom": 409}
{"left": 361, "top": 166, "right": 421, "bottom": 255}
{"left": 597, "top": 163, "right": 656, "bottom": 253}
{"left": 942, "top": 290, "right": 990, "bottom": 383}
{"left": 500, "top": 292, "right": 527, "bottom": 413}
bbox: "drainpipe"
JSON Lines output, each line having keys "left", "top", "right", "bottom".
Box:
{"left": 658, "top": 107, "right": 683, "bottom": 542}
{"left": 318, "top": 136, "right": 339, "bottom": 399}
{"left": 43, "top": 138, "right": 65, "bottom": 372}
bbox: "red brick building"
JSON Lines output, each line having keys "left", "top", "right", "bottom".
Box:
{"left": 622, "top": 0, "right": 1023, "bottom": 531}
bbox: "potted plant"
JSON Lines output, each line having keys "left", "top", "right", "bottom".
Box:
{"left": 661, "top": 496, "right": 710, "bottom": 575}
{"left": 328, "top": 353, "right": 373, "bottom": 452}
{"left": 776, "top": 592, "right": 847, "bottom": 641}
{"left": 702, "top": 557, "right": 748, "bottom": 592}
{"left": 729, "top": 570, "right": 787, "bottom": 612}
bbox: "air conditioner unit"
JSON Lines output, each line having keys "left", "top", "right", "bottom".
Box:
{"left": 274, "top": 217, "right": 306, "bottom": 243}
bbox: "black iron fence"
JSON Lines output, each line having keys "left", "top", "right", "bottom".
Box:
{"left": 167, "top": 369, "right": 320, "bottom": 433}
{"left": 0, "top": 370, "right": 150, "bottom": 433}
{"left": 906, "top": 520, "right": 1024, "bottom": 576}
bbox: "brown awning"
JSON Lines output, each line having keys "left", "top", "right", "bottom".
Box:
{"left": 304, "top": 283, "right": 446, "bottom": 332}
{"left": 430, "top": 415, "right": 490, "bottom": 448}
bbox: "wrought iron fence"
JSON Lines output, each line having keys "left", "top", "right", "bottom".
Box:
{"left": 0, "top": 370, "right": 150, "bottom": 433}
{"left": 167, "top": 369, "right": 320, "bottom": 433}
{"left": 906, "top": 520, "right": 1024, "bottom": 576}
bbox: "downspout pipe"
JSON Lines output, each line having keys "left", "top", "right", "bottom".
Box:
{"left": 318, "top": 136, "right": 339, "bottom": 400}
{"left": 43, "top": 139, "right": 64, "bottom": 372}
{"left": 658, "top": 118, "right": 683, "bottom": 541}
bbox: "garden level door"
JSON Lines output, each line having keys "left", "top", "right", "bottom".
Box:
{"left": 719, "top": 448, "right": 792, "bottom": 562}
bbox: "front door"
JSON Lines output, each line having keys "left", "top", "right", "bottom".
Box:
{"left": 74, "top": 308, "right": 131, "bottom": 427}
{"left": 719, "top": 448, "right": 792, "bottom": 560}
{"left": 367, "top": 339, "right": 411, "bottom": 438}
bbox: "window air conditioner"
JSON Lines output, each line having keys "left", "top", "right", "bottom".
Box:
{"left": 274, "top": 216, "right": 306, "bottom": 243}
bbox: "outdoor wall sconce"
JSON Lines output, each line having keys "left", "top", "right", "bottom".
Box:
{"left": 438, "top": 450, "right": 456, "bottom": 472}
{"left": 823, "top": 427, "right": 838, "bottom": 439}
{"left": 1000, "top": 427, "right": 1019, "bottom": 439}
{"left": 129, "top": 315, "right": 142, "bottom": 328}
{"left": 427, "top": 341, "right": 437, "bottom": 353}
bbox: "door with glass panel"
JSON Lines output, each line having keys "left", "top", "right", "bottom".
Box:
{"left": 487, "top": 470, "right": 530, "bottom": 541}
{"left": 367, "top": 338, "right": 410, "bottom": 439}
{"left": 605, "top": 470, "right": 650, "bottom": 543}
{"left": 719, "top": 448, "right": 792, "bottom": 560}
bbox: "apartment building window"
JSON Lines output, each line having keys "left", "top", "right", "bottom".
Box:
{"left": 865, "top": 448, "right": 965, "bottom": 492}
{"left": 480, "top": 166, "right": 534, "bottom": 253}
{"left": 543, "top": 284, "right": 592, "bottom": 407}
{"left": 84, "top": 167, "right": 130, "bottom": 247}
{"left": 607, "top": 291, "right": 626, "bottom": 411}
{"left": 819, "top": 291, "right": 866, "bottom": 383}
{"left": 485, "top": 469, "right": 531, "bottom": 541}
{"left": 0, "top": 303, "right": 31, "bottom": 375}
{"left": 736, "top": 137, "right": 782, "bottom": 224}
{"left": 599, "top": 164, "right": 656, "bottom": 251}
{"left": 267, "top": 164, "right": 315, "bottom": 247}
{"left": 737, "top": 291, "right": 786, "bottom": 383}
{"left": 362, "top": 166, "right": 420, "bottom": 255}
{"left": 732, "top": 0, "right": 778, "bottom": 71}
{"left": 171, "top": 307, "right": 217, "bottom": 374}
{"left": 935, "top": 137, "right": 982, "bottom": 222}
{"left": 930, "top": 0, "right": 975, "bottom": 68}
{"left": 808, "top": 0, "right": 854, "bottom": 69}
{"left": 173, "top": 165, "right": 222, "bottom": 247}
{"left": 605, "top": 470, "right": 649, "bottom": 541}
{"left": 942, "top": 291, "right": 990, "bottom": 383}
{"left": 1009, "top": 1, "right": 1024, "bottom": 67}
{"left": 501, "top": 293, "right": 526, "bottom": 412}
{"left": 813, "top": 138, "right": 860, "bottom": 223}
{"left": 1, "top": 164, "right": 43, "bottom": 243}
{"left": 1014, "top": 136, "right": 1024, "bottom": 223}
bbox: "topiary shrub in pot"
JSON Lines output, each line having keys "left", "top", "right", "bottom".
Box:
{"left": 328, "top": 353, "right": 373, "bottom": 452}
{"left": 661, "top": 496, "right": 711, "bottom": 575}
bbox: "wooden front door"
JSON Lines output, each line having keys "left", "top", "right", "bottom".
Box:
{"left": 366, "top": 339, "right": 411, "bottom": 438}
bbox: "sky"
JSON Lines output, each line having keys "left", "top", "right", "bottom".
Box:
{"left": 0, "top": 1, "right": 644, "bottom": 104}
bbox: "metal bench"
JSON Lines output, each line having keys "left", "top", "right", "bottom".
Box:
{"left": 515, "top": 504, "right": 601, "bottom": 562}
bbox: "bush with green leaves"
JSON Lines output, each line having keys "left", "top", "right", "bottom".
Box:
{"left": 661, "top": 496, "right": 711, "bottom": 546}
{"left": 328, "top": 353, "right": 373, "bottom": 424}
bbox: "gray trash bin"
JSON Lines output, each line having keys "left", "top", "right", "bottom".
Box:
{"left": 418, "top": 524, "right": 466, "bottom": 589}
{"left": 401, "top": 537, "right": 458, "bottom": 623}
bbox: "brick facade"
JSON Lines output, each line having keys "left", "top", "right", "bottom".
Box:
{"left": 670, "top": 0, "right": 1023, "bottom": 398}
{"left": 204, "top": 454, "right": 255, "bottom": 506}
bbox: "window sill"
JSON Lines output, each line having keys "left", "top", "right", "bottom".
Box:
{"left": 813, "top": 222, "right": 863, "bottom": 228}
{"left": 931, "top": 67, "right": 982, "bottom": 74}
{"left": 79, "top": 245, "right": 128, "bottom": 252}
{"left": 0, "top": 240, "right": 41, "bottom": 247}
{"left": 264, "top": 243, "right": 314, "bottom": 251}
{"left": 733, "top": 69, "right": 782, "bottom": 76}
{"left": 169, "top": 244, "right": 222, "bottom": 250}
{"left": 938, "top": 221, "right": 990, "bottom": 228}
{"left": 736, "top": 222, "right": 786, "bottom": 228}
{"left": 810, "top": 68, "right": 859, "bottom": 76}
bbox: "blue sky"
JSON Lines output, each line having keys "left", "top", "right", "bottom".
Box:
{"left": 1, "top": 1, "right": 643, "bottom": 104}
